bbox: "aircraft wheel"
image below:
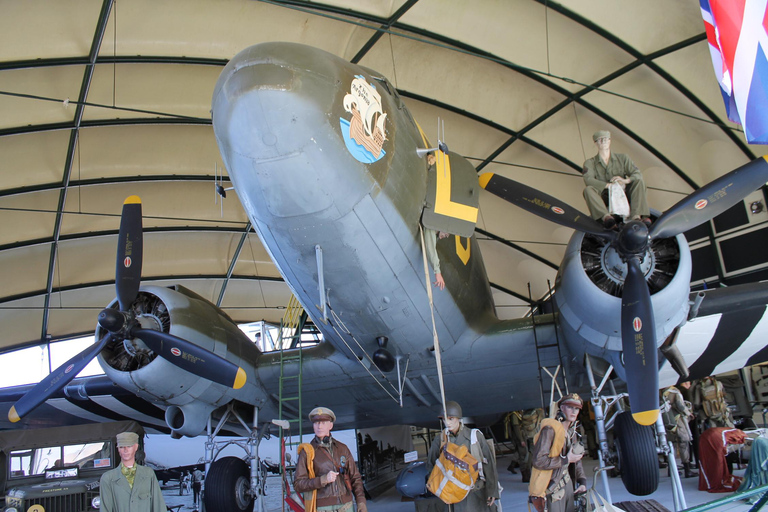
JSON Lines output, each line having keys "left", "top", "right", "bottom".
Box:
{"left": 203, "top": 457, "right": 253, "bottom": 512}
{"left": 614, "top": 411, "right": 659, "bottom": 495}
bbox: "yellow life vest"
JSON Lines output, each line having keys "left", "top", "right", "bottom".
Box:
{"left": 528, "top": 418, "right": 566, "bottom": 498}
{"left": 298, "top": 443, "right": 316, "bottom": 512}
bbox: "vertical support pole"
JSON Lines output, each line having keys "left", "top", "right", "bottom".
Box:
{"left": 657, "top": 416, "right": 686, "bottom": 511}
{"left": 586, "top": 356, "right": 612, "bottom": 502}
{"left": 251, "top": 406, "right": 266, "bottom": 512}
{"left": 316, "top": 245, "right": 327, "bottom": 323}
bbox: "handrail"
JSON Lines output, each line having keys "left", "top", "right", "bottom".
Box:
{"left": 681, "top": 485, "right": 768, "bottom": 512}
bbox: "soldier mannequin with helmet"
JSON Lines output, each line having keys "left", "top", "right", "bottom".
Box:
{"left": 294, "top": 407, "right": 367, "bottom": 512}
{"left": 426, "top": 400, "right": 500, "bottom": 511}
{"left": 528, "top": 394, "right": 587, "bottom": 512}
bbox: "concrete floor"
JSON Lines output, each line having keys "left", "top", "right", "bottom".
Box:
{"left": 160, "top": 455, "right": 758, "bottom": 512}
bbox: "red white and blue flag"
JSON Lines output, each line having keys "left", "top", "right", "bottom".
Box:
{"left": 700, "top": 0, "right": 768, "bottom": 144}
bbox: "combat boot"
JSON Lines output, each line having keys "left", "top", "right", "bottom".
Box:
{"left": 684, "top": 462, "right": 698, "bottom": 478}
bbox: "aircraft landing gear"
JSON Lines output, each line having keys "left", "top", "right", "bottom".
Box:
{"left": 204, "top": 457, "right": 253, "bottom": 511}
{"left": 586, "top": 356, "right": 688, "bottom": 509}
{"left": 201, "top": 403, "right": 281, "bottom": 512}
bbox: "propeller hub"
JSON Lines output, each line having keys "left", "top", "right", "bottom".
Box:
{"left": 618, "top": 220, "right": 650, "bottom": 256}
{"left": 98, "top": 308, "right": 127, "bottom": 333}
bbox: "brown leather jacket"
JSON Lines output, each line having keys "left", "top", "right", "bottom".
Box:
{"left": 294, "top": 436, "right": 367, "bottom": 510}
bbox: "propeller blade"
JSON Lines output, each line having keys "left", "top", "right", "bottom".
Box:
{"left": 9, "top": 334, "right": 112, "bottom": 423}
{"left": 479, "top": 173, "right": 613, "bottom": 238}
{"left": 133, "top": 328, "right": 247, "bottom": 389}
{"left": 621, "top": 257, "right": 659, "bottom": 426}
{"left": 650, "top": 156, "right": 768, "bottom": 239}
{"left": 116, "top": 195, "right": 143, "bottom": 311}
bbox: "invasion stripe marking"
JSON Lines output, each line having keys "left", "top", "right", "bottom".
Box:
{"left": 659, "top": 315, "right": 721, "bottom": 388}
{"left": 114, "top": 395, "right": 168, "bottom": 421}
{"left": 49, "top": 399, "right": 115, "bottom": 423}
{"left": 687, "top": 307, "right": 766, "bottom": 380}
{"left": 91, "top": 396, "right": 168, "bottom": 428}
{"left": 712, "top": 306, "right": 768, "bottom": 375}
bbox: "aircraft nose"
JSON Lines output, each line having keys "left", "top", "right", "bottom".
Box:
{"left": 212, "top": 43, "right": 383, "bottom": 221}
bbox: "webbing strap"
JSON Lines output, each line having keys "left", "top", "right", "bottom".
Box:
{"left": 419, "top": 225, "right": 449, "bottom": 422}
{"left": 434, "top": 458, "right": 473, "bottom": 494}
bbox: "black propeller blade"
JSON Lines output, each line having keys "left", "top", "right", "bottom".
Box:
{"left": 480, "top": 156, "right": 768, "bottom": 425}
{"left": 479, "top": 172, "right": 613, "bottom": 238}
{"left": 133, "top": 329, "right": 246, "bottom": 389}
{"left": 9, "top": 334, "right": 112, "bottom": 423}
{"left": 116, "top": 196, "right": 143, "bottom": 311}
{"left": 650, "top": 157, "right": 768, "bottom": 239}
{"left": 10, "top": 195, "right": 247, "bottom": 423}
{"left": 620, "top": 257, "right": 659, "bottom": 426}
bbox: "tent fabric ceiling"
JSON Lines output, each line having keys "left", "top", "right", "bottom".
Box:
{"left": 0, "top": 0, "right": 765, "bottom": 353}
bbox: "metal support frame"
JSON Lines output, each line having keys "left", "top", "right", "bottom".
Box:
{"left": 585, "top": 355, "right": 617, "bottom": 503}
{"left": 203, "top": 404, "right": 274, "bottom": 512}
{"left": 585, "top": 355, "right": 691, "bottom": 510}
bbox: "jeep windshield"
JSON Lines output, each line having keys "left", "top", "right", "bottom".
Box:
{"left": 9, "top": 441, "right": 113, "bottom": 478}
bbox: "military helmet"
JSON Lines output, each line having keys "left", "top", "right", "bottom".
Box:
{"left": 558, "top": 393, "right": 583, "bottom": 410}
{"left": 439, "top": 400, "right": 463, "bottom": 419}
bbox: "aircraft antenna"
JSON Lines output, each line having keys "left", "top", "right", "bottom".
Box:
{"left": 214, "top": 163, "right": 233, "bottom": 218}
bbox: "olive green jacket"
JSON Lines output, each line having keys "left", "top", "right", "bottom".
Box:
{"left": 99, "top": 463, "right": 166, "bottom": 512}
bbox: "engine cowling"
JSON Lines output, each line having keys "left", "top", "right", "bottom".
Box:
{"left": 555, "top": 230, "right": 692, "bottom": 380}
{"left": 95, "top": 284, "right": 266, "bottom": 437}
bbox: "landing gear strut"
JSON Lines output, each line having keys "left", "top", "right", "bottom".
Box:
{"left": 586, "top": 356, "right": 684, "bottom": 507}
{"left": 201, "top": 404, "right": 279, "bottom": 512}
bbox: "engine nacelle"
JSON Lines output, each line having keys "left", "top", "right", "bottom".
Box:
{"left": 555, "top": 230, "right": 692, "bottom": 380}
{"left": 95, "top": 284, "right": 267, "bottom": 436}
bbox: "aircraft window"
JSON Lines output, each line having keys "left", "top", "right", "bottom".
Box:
{"left": 239, "top": 320, "right": 322, "bottom": 352}
{"left": 371, "top": 76, "right": 393, "bottom": 96}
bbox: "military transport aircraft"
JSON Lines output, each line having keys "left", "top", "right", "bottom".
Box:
{"left": 3, "top": 42, "right": 768, "bottom": 508}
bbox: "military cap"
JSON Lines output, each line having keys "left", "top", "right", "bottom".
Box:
{"left": 308, "top": 406, "right": 336, "bottom": 423}
{"left": 116, "top": 431, "right": 139, "bottom": 447}
{"left": 438, "top": 400, "right": 463, "bottom": 419}
{"left": 593, "top": 130, "right": 611, "bottom": 142}
{"left": 558, "top": 393, "right": 583, "bottom": 409}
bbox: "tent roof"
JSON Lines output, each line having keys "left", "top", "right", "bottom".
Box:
{"left": 1, "top": 0, "right": 766, "bottom": 354}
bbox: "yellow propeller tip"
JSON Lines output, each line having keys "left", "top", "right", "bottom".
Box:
{"left": 124, "top": 195, "right": 142, "bottom": 205}
{"left": 9, "top": 406, "right": 20, "bottom": 423}
{"left": 233, "top": 367, "right": 247, "bottom": 389}
{"left": 632, "top": 409, "right": 659, "bottom": 426}
{"left": 478, "top": 173, "right": 494, "bottom": 189}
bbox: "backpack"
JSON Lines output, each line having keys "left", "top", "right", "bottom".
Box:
{"left": 427, "top": 433, "right": 479, "bottom": 504}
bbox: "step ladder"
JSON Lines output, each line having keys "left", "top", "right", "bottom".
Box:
{"left": 529, "top": 281, "right": 569, "bottom": 414}
{"left": 279, "top": 295, "right": 307, "bottom": 512}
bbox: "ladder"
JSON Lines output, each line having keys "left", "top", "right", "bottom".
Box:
{"left": 529, "top": 281, "right": 569, "bottom": 414}
{"left": 279, "top": 295, "right": 307, "bottom": 511}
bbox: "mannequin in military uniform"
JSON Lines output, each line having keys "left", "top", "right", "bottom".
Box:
{"left": 426, "top": 401, "right": 500, "bottom": 511}
{"left": 507, "top": 408, "right": 544, "bottom": 483}
{"left": 694, "top": 376, "right": 734, "bottom": 428}
{"left": 423, "top": 153, "right": 450, "bottom": 290}
{"left": 582, "top": 130, "right": 650, "bottom": 229}
{"left": 663, "top": 385, "right": 698, "bottom": 478}
{"left": 294, "top": 407, "right": 367, "bottom": 512}
{"left": 529, "top": 394, "right": 587, "bottom": 512}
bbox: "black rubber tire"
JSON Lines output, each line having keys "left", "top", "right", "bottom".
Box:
{"left": 202, "top": 456, "right": 253, "bottom": 512}
{"left": 614, "top": 411, "right": 659, "bottom": 496}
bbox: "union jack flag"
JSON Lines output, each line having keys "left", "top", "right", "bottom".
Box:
{"left": 700, "top": 0, "right": 768, "bottom": 144}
